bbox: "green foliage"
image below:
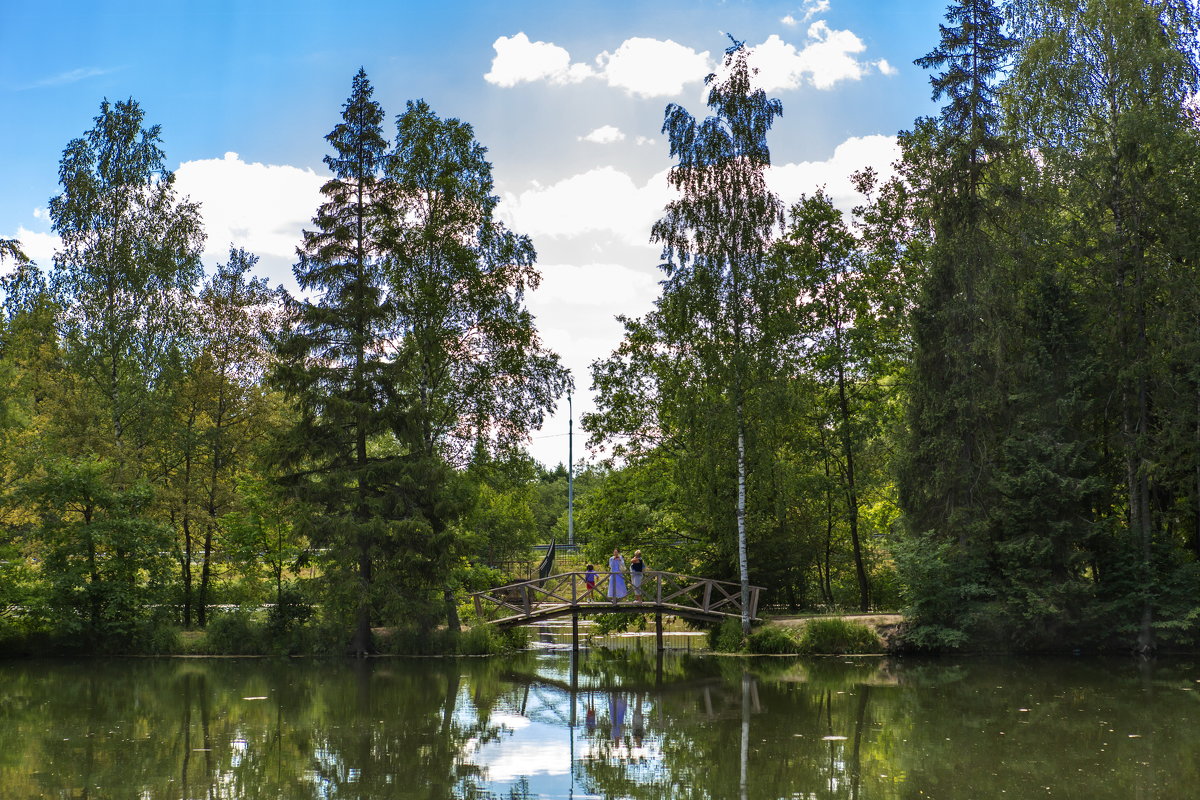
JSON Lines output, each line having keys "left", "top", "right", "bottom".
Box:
{"left": 203, "top": 607, "right": 268, "bottom": 655}
{"left": 797, "top": 618, "right": 881, "bottom": 654}
{"left": 457, "top": 624, "right": 529, "bottom": 655}
{"left": 590, "top": 612, "right": 647, "bottom": 637}
{"left": 746, "top": 624, "right": 801, "bottom": 654}
{"left": 708, "top": 618, "right": 746, "bottom": 652}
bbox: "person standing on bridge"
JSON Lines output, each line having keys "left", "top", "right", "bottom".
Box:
{"left": 630, "top": 550, "right": 646, "bottom": 600}
{"left": 584, "top": 563, "right": 597, "bottom": 600}
{"left": 607, "top": 548, "right": 627, "bottom": 602}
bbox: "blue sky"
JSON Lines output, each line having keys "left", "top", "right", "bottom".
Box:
{"left": 1, "top": 0, "right": 946, "bottom": 466}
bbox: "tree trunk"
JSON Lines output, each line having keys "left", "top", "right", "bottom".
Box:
{"left": 197, "top": 525, "right": 214, "bottom": 628}
{"left": 736, "top": 399, "right": 750, "bottom": 635}
{"left": 836, "top": 361, "right": 870, "bottom": 612}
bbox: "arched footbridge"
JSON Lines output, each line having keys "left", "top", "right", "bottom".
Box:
{"left": 470, "top": 570, "right": 764, "bottom": 648}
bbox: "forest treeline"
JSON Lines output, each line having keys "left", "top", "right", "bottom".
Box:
{"left": 2, "top": 0, "right": 1199, "bottom": 654}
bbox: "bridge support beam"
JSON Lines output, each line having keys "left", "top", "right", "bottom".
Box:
{"left": 572, "top": 612, "right": 579, "bottom": 652}
{"left": 655, "top": 612, "right": 664, "bottom": 652}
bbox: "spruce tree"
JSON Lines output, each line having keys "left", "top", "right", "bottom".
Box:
{"left": 898, "top": 0, "right": 1016, "bottom": 645}
{"left": 271, "top": 69, "right": 399, "bottom": 654}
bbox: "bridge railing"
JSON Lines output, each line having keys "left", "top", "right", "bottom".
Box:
{"left": 470, "top": 570, "right": 763, "bottom": 623}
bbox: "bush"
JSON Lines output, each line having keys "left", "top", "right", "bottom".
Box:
{"left": 797, "top": 618, "right": 881, "bottom": 654}
{"left": 708, "top": 618, "right": 745, "bottom": 652}
{"left": 747, "top": 625, "right": 801, "bottom": 654}
{"left": 458, "top": 625, "right": 529, "bottom": 655}
{"left": 204, "top": 607, "right": 267, "bottom": 654}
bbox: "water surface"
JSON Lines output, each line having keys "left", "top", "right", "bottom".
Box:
{"left": 2, "top": 650, "right": 1199, "bottom": 798}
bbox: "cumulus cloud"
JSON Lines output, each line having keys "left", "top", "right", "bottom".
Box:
{"left": 174, "top": 152, "right": 324, "bottom": 262}
{"left": 597, "top": 37, "right": 712, "bottom": 98}
{"left": 579, "top": 125, "right": 626, "bottom": 144}
{"left": 484, "top": 33, "right": 595, "bottom": 87}
{"left": 635, "top": 136, "right": 656, "bottom": 146}
{"left": 769, "top": 134, "right": 900, "bottom": 212}
{"left": 499, "top": 166, "right": 673, "bottom": 246}
{"left": 877, "top": 58, "right": 897, "bottom": 76}
{"left": 485, "top": 33, "right": 710, "bottom": 97}
{"left": 747, "top": 25, "right": 882, "bottom": 91}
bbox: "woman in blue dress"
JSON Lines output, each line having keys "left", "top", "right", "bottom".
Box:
{"left": 607, "top": 548, "right": 627, "bottom": 601}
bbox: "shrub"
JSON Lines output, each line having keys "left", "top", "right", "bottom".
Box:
{"left": 797, "top": 618, "right": 881, "bottom": 654}
{"left": 747, "top": 625, "right": 801, "bottom": 654}
{"left": 708, "top": 618, "right": 745, "bottom": 652}
{"left": 458, "top": 625, "right": 529, "bottom": 655}
{"left": 204, "top": 607, "right": 267, "bottom": 654}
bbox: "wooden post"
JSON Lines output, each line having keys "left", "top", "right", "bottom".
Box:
{"left": 572, "top": 612, "right": 579, "bottom": 652}
{"left": 523, "top": 586, "right": 532, "bottom": 616}
{"left": 655, "top": 612, "right": 664, "bottom": 652}
{"left": 702, "top": 580, "right": 713, "bottom": 613}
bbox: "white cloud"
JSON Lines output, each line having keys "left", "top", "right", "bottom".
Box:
{"left": 485, "top": 33, "right": 710, "bottom": 97}
{"left": 746, "top": 21, "right": 896, "bottom": 91}
{"left": 749, "top": 26, "right": 870, "bottom": 91}
{"left": 635, "top": 136, "right": 656, "bottom": 146}
{"left": 499, "top": 166, "right": 673, "bottom": 246}
{"left": 803, "top": 0, "right": 831, "bottom": 23}
{"left": 579, "top": 125, "right": 626, "bottom": 144}
{"left": 174, "top": 152, "right": 324, "bottom": 262}
{"left": 27, "top": 65, "right": 122, "bottom": 88}
{"left": 769, "top": 134, "right": 901, "bottom": 212}
{"left": 877, "top": 58, "right": 897, "bottom": 76}
{"left": 484, "top": 33, "right": 594, "bottom": 87}
{"left": 782, "top": 0, "right": 831, "bottom": 27}
{"left": 597, "top": 38, "right": 712, "bottom": 98}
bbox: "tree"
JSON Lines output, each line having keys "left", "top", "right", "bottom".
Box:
{"left": 585, "top": 40, "right": 792, "bottom": 633}
{"left": 1005, "top": 0, "right": 1200, "bottom": 650}
{"left": 897, "top": 0, "right": 1017, "bottom": 645}
{"left": 382, "top": 99, "right": 569, "bottom": 630}
{"left": 772, "top": 190, "right": 908, "bottom": 611}
{"left": 27, "top": 457, "right": 173, "bottom": 649}
{"left": 163, "top": 247, "right": 280, "bottom": 626}
{"left": 48, "top": 98, "right": 204, "bottom": 466}
{"left": 618, "top": 38, "right": 784, "bottom": 633}
{"left": 271, "top": 69, "right": 401, "bottom": 654}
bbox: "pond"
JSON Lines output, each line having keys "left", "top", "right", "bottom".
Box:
{"left": 2, "top": 647, "right": 1199, "bottom": 798}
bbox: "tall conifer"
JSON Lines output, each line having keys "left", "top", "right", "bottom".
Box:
{"left": 272, "top": 69, "right": 398, "bottom": 654}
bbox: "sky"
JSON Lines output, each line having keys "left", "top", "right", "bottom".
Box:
{"left": 0, "top": 0, "right": 946, "bottom": 468}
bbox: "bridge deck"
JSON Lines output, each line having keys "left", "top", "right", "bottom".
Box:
{"left": 471, "top": 570, "right": 763, "bottom": 628}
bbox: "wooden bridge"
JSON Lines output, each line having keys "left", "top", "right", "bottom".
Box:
{"left": 470, "top": 570, "right": 763, "bottom": 649}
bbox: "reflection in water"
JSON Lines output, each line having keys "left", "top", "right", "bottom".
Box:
{"left": 2, "top": 654, "right": 1200, "bottom": 798}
